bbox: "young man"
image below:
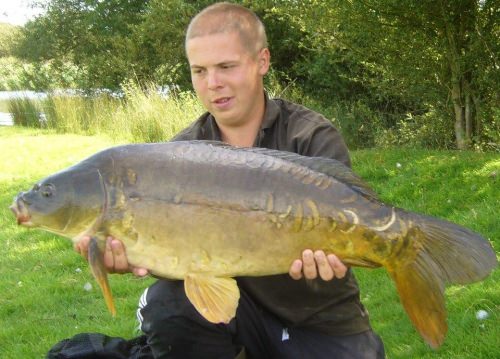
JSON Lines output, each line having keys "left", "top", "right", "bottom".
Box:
{"left": 76, "top": 3, "right": 385, "bottom": 359}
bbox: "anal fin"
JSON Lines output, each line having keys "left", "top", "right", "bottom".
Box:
{"left": 184, "top": 274, "right": 240, "bottom": 324}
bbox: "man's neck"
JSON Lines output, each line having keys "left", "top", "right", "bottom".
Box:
{"left": 220, "top": 122, "right": 261, "bottom": 147}
{"left": 218, "top": 93, "right": 266, "bottom": 147}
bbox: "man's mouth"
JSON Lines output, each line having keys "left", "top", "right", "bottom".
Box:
{"left": 213, "top": 97, "right": 232, "bottom": 105}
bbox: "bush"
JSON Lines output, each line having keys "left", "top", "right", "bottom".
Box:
{"left": 332, "top": 101, "right": 382, "bottom": 149}
{"left": 375, "top": 108, "right": 455, "bottom": 149}
{"left": 0, "top": 57, "right": 26, "bottom": 90}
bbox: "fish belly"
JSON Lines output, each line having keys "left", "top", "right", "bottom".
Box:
{"left": 119, "top": 196, "right": 388, "bottom": 279}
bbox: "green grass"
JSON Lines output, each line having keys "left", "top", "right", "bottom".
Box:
{"left": 0, "top": 127, "right": 498, "bottom": 358}
{"left": 351, "top": 149, "right": 499, "bottom": 358}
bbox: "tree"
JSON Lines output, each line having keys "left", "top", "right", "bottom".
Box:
{"left": 0, "top": 23, "right": 21, "bottom": 58}
{"left": 18, "top": 0, "right": 150, "bottom": 90}
{"left": 312, "top": 0, "right": 499, "bottom": 149}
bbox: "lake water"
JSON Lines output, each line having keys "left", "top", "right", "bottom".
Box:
{"left": 0, "top": 112, "right": 13, "bottom": 126}
{"left": 0, "top": 90, "right": 48, "bottom": 126}
{"left": 0, "top": 90, "right": 47, "bottom": 100}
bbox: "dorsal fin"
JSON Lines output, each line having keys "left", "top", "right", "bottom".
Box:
{"left": 186, "top": 140, "right": 379, "bottom": 201}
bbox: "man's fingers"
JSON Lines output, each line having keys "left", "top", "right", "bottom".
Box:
{"left": 74, "top": 236, "right": 90, "bottom": 259}
{"left": 132, "top": 267, "right": 149, "bottom": 277}
{"left": 302, "top": 249, "right": 318, "bottom": 279}
{"left": 327, "top": 253, "right": 347, "bottom": 279}
{"left": 314, "top": 250, "right": 334, "bottom": 281}
{"left": 110, "top": 239, "right": 130, "bottom": 273}
{"left": 75, "top": 236, "right": 148, "bottom": 276}
{"left": 103, "top": 237, "right": 115, "bottom": 270}
{"left": 289, "top": 259, "right": 303, "bottom": 280}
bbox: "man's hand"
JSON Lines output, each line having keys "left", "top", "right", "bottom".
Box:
{"left": 74, "top": 236, "right": 149, "bottom": 277}
{"left": 289, "top": 249, "right": 347, "bottom": 281}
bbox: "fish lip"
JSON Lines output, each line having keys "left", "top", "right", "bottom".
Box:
{"left": 10, "top": 197, "right": 33, "bottom": 226}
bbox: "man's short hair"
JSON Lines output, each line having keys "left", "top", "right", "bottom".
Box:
{"left": 186, "top": 2, "right": 268, "bottom": 55}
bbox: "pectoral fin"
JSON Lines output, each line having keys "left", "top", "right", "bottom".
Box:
{"left": 88, "top": 237, "right": 116, "bottom": 316}
{"left": 184, "top": 274, "right": 240, "bottom": 324}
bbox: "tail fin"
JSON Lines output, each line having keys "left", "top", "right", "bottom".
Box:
{"left": 387, "top": 212, "right": 497, "bottom": 348}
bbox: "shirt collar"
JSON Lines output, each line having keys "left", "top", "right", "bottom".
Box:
{"left": 261, "top": 92, "right": 280, "bottom": 130}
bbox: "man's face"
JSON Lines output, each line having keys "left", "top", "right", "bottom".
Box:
{"left": 186, "top": 31, "right": 270, "bottom": 128}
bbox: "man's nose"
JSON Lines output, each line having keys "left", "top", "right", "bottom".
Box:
{"left": 207, "top": 70, "right": 222, "bottom": 90}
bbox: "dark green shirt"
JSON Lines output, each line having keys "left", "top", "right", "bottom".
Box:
{"left": 172, "top": 95, "right": 371, "bottom": 336}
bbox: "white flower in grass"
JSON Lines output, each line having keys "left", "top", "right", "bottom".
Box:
{"left": 396, "top": 162, "right": 402, "bottom": 168}
{"left": 75, "top": 268, "right": 82, "bottom": 273}
{"left": 476, "top": 310, "right": 489, "bottom": 320}
{"left": 83, "top": 282, "right": 93, "bottom": 291}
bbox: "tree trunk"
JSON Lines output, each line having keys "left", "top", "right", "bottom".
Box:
{"left": 441, "top": 1, "right": 467, "bottom": 150}
{"left": 451, "top": 80, "right": 466, "bottom": 149}
{"left": 465, "top": 90, "right": 472, "bottom": 144}
{"left": 472, "top": 93, "right": 481, "bottom": 137}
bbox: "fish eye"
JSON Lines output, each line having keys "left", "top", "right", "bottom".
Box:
{"left": 41, "top": 184, "right": 55, "bottom": 198}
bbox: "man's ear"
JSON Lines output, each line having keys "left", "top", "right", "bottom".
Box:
{"left": 258, "top": 48, "right": 271, "bottom": 75}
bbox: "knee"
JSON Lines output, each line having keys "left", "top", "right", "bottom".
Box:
{"left": 138, "top": 281, "right": 238, "bottom": 359}
{"left": 138, "top": 280, "right": 193, "bottom": 332}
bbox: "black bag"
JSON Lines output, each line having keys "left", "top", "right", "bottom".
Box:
{"left": 46, "top": 333, "right": 152, "bottom": 359}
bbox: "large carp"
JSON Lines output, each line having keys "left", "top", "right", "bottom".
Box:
{"left": 10, "top": 140, "right": 496, "bottom": 348}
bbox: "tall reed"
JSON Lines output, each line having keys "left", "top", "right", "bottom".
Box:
{"left": 37, "top": 82, "right": 204, "bottom": 142}
{"left": 115, "top": 81, "right": 204, "bottom": 142}
{"left": 9, "top": 98, "right": 44, "bottom": 128}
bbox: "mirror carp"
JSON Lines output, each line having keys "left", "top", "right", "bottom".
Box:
{"left": 10, "top": 140, "right": 497, "bottom": 348}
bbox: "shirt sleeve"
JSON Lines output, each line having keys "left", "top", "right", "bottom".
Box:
{"left": 277, "top": 99, "right": 351, "bottom": 168}
{"left": 303, "top": 123, "right": 352, "bottom": 168}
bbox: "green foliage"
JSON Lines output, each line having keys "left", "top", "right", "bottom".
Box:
{"left": 17, "top": 0, "right": 150, "bottom": 90}
{"left": 0, "top": 56, "right": 80, "bottom": 91}
{"left": 0, "top": 128, "right": 498, "bottom": 358}
{"left": 0, "top": 23, "right": 21, "bottom": 58}
{"left": 325, "top": 0, "right": 499, "bottom": 149}
{"left": 0, "top": 57, "right": 25, "bottom": 90}
{"left": 376, "top": 108, "right": 456, "bottom": 149}
{"left": 130, "top": 0, "right": 210, "bottom": 89}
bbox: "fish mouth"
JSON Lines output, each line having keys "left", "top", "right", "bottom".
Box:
{"left": 10, "top": 195, "right": 34, "bottom": 226}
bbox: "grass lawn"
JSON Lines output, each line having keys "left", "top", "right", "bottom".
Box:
{"left": 0, "top": 126, "right": 498, "bottom": 358}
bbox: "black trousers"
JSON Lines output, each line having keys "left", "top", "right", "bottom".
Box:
{"left": 138, "top": 280, "right": 385, "bottom": 359}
